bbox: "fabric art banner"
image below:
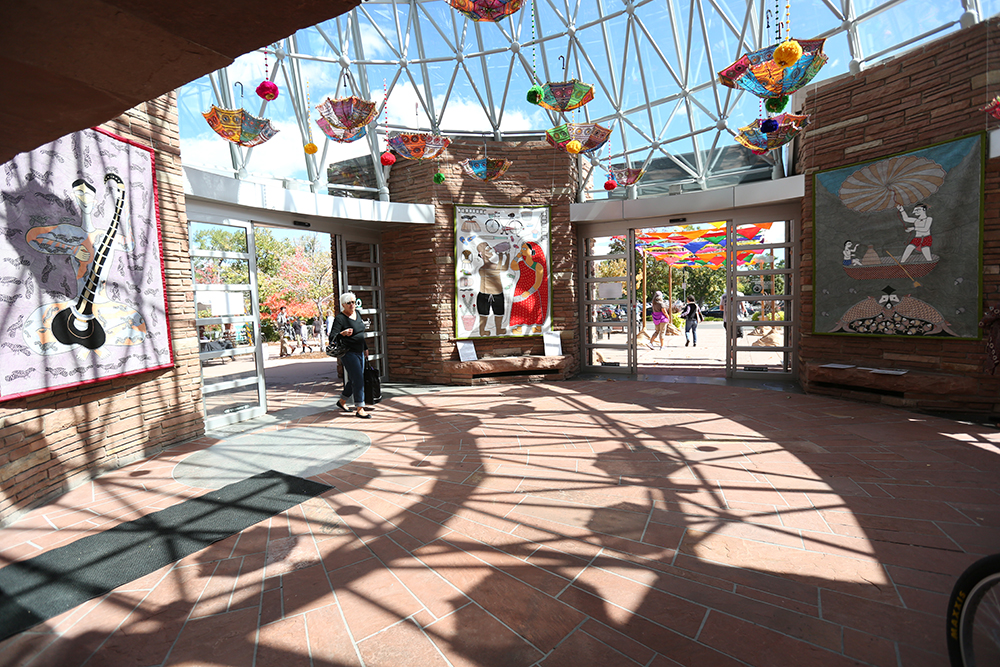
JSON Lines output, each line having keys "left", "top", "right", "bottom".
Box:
{"left": 455, "top": 205, "right": 550, "bottom": 339}
{"left": 0, "top": 128, "right": 174, "bottom": 401}
{"left": 813, "top": 133, "right": 983, "bottom": 338}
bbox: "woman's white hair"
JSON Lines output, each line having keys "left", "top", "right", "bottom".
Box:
{"left": 340, "top": 291, "right": 357, "bottom": 306}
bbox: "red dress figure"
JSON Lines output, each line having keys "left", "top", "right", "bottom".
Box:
{"left": 508, "top": 241, "right": 548, "bottom": 334}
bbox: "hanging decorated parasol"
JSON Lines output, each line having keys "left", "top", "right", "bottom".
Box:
{"left": 447, "top": 0, "right": 524, "bottom": 21}
{"left": 546, "top": 123, "right": 613, "bottom": 155}
{"left": 983, "top": 96, "right": 1000, "bottom": 119}
{"left": 718, "top": 38, "right": 828, "bottom": 99}
{"left": 460, "top": 157, "right": 512, "bottom": 182}
{"left": 315, "top": 96, "right": 378, "bottom": 131}
{"left": 387, "top": 132, "right": 452, "bottom": 160}
{"left": 610, "top": 167, "right": 644, "bottom": 186}
{"left": 838, "top": 156, "right": 947, "bottom": 212}
{"left": 533, "top": 79, "right": 595, "bottom": 112}
{"left": 734, "top": 113, "right": 809, "bottom": 155}
{"left": 316, "top": 117, "right": 367, "bottom": 143}
{"left": 203, "top": 105, "right": 279, "bottom": 147}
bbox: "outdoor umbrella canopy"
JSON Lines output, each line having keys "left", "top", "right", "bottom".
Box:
{"left": 718, "top": 38, "right": 828, "bottom": 99}
{"left": 202, "top": 105, "right": 279, "bottom": 147}
{"left": 387, "top": 133, "right": 452, "bottom": 160}
{"left": 316, "top": 118, "right": 367, "bottom": 143}
{"left": 315, "top": 96, "right": 378, "bottom": 131}
{"left": 546, "top": 123, "right": 613, "bottom": 155}
{"left": 460, "top": 157, "right": 513, "bottom": 181}
{"left": 535, "top": 79, "right": 596, "bottom": 112}
{"left": 447, "top": 0, "right": 524, "bottom": 21}
{"left": 610, "top": 167, "right": 645, "bottom": 186}
{"left": 734, "top": 113, "right": 809, "bottom": 155}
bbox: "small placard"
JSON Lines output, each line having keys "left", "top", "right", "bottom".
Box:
{"left": 543, "top": 331, "right": 562, "bottom": 357}
{"left": 457, "top": 341, "right": 478, "bottom": 362}
{"left": 819, "top": 363, "right": 856, "bottom": 369}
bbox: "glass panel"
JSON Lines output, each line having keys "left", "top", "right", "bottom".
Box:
{"left": 201, "top": 353, "right": 260, "bottom": 385}
{"left": 746, "top": 298, "right": 791, "bottom": 325}
{"left": 736, "top": 325, "right": 790, "bottom": 373}
{"left": 190, "top": 222, "right": 248, "bottom": 253}
{"left": 195, "top": 290, "right": 253, "bottom": 318}
{"left": 734, "top": 247, "right": 789, "bottom": 272}
{"left": 193, "top": 258, "right": 251, "bottom": 286}
{"left": 198, "top": 322, "right": 254, "bottom": 348}
{"left": 203, "top": 384, "right": 262, "bottom": 419}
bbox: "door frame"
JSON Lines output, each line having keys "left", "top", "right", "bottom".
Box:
{"left": 577, "top": 202, "right": 799, "bottom": 377}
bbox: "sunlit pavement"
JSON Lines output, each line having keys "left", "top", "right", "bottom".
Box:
{"left": 1, "top": 369, "right": 999, "bottom": 665}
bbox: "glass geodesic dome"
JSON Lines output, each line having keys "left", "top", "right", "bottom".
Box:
{"left": 177, "top": 0, "right": 996, "bottom": 201}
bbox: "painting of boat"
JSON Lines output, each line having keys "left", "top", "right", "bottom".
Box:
{"left": 844, "top": 255, "right": 939, "bottom": 280}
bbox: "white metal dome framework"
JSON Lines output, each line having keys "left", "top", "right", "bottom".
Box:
{"left": 177, "top": 0, "right": 992, "bottom": 201}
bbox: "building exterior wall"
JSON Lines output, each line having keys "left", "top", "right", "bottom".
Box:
{"left": 0, "top": 93, "right": 204, "bottom": 523}
{"left": 796, "top": 18, "right": 1000, "bottom": 416}
{"left": 381, "top": 139, "right": 580, "bottom": 384}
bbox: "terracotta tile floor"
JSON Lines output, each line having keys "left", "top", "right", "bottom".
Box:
{"left": 1, "top": 379, "right": 999, "bottom": 666}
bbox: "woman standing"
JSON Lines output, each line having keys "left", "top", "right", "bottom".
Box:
{"left": 648, "top": 291, "right": 669, "bottom": 349}
{"left": 330, "top": 292, "right": 371, "bottom": 419}
{"left": 508, "top": 241, "right": 548, "bottom": 335}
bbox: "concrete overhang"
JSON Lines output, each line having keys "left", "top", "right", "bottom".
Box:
{"left": 183, "top": 166, "right": 435, "bottom": 233}
{"left": 570, "top": 175, "right": 806, "bottom": 224}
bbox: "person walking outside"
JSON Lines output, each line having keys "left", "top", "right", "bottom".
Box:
{"left": 330, "top": 292, "right": 371, "bottom": 419}
{"left": 680, "top": 296, "right": 703, "bottom": 347}
{"left": 648, "top": 291, "right": 669, "bottom": 349}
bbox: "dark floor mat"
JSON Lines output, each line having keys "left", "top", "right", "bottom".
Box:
{"left": 0, "top": 470, "right": 331, "bottom": 642}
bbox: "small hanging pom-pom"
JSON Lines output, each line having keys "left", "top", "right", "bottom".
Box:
{"left": 761, "top": 118, "right": 780, "bottom": 134}
{"left": 433, "top": 172, "right": 446, "bottom": 184}
{"left": 380, "top": 151, "right": 396, "bottom": 166}
{"left": 256, "top": 80, "right": 279, "bottom": 101}
{"left": 565, "top": 140, "right": 583, "bottom": 154}
{"left": 764, "top": 96, "right": 789, "bottom": 114}
{"left": 604, "top": 179, "right": 618, "bottom": 191}
{"left": 526, "top": 84, "right": 544, "bottom": 105}
{"left": 772, "top": 40, "right": 802, "bottom": 68}
{"left": 304, "top": 142, "right": 318, "bottom": 154}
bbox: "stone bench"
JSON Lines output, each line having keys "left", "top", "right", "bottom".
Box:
{"left": 443, "top": 355, "right": 573, "bottom": 385}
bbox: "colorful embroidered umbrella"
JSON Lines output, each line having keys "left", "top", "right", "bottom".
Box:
{"left": 838, "top": 156, "right": 947, "bottom": 212}
{"left": 448, "top": 0, "right": 524, "bottom": 21}
{"left": 387, "top": 132, "right": 451, "bottom": 160}
{"left": 983, "top": 96, "right": 1000, "bottom": 119}
{"left": 718, "top": 38, "right": 828, "bottom": 99}
{"left": 535, "top": 79, "right": 595, "bottom": 112}
{"left": 610, "top": 167, "right": 644, "bottom": 186}
{"left": 316, "top": 117, "right": 367, "bottom": 143}
{"left": 460, "top": 158, "right": 512, "bottom": 182}
{"left": 734, "top": 113, "right": 809, "bottom": 155}
{"left": 203, "top": 105, "right": 279, "bottom": 147}
{"left": 546, "top": 123, "right": 612, "bottom": 155}
{"left": 315, "top": 96, "right": 377, "bottom": 131}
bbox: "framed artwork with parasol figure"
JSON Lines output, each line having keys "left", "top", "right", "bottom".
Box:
{"left": 813, "top": 133, "right": 984, "bottom": 338}
{"left": 0, "top": 127, "right": 174, "bottom": 401}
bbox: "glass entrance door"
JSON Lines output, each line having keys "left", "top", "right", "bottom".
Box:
{"left": 190, "top": 220, "right": 266, "bottom": 428}
{"left": 725, "top": 218, "right": 796, "bottom": 378}
{"left": 335, "top": 237, "right": 386, "bottom": 376}
{"left": 580, "top": 232, "right": 636, "bottom": 373}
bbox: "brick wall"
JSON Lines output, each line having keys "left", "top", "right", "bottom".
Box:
{"left": 381, "top": 138, "right": 580, "bottom": 383}
{"left": 0, "top": 92, "right": 204, "bottom": 523}
{"left": 797, "top": 18, "right": 1000, "bottom": 416}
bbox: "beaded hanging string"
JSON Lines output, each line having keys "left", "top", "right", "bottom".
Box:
{"left": 304, "top": 81, "right": 317, "bottom": 154}
{"left": 379, "top": 78, "right": 395, "bottom": 166}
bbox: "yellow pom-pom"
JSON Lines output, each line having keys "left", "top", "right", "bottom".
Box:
{"left": 773, "top": 40, "right": 803, "bottom": 68}
{"left": 304, "top": 142, "right": 318, "bottom": 154}
{"left": 565, "top": 140, "right": 583, "bottom": 154}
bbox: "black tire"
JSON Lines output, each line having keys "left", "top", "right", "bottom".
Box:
{"left": 506, "top": 219, "right": 523, "bottom": 235}
{"left": 947, "top": 553, "right": 1000, "bottom": 666}
{"left": 485, "top": 219, "right": 500, "bottom": 233}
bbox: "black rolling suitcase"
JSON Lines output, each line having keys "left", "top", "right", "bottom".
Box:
{"left": 364, "top": 364, "right": 382, "bottom": 404}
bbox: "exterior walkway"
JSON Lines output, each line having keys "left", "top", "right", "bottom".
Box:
{"left": 1, "top": 377, "right": 999, "bottom": 666}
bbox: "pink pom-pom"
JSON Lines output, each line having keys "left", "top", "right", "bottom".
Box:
{"left": 256, "top": 81, "right": 279, "bottom": 101}
{"left": 604, "top": 179, "right": 618, "bottom": 191}
{"left": 380, "top": 151, "right": 396, "bottom": 166}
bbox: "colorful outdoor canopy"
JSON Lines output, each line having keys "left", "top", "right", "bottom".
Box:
{"left": 448, "top": 0, "right": 524, "bottom": 21}
{"left": 620, "top": 222, "right": 775, "bottom": 269}
{"left": 734, "top": 113, "right": 809, "bottom": 155}
{"left": 460, "top": 157, "right": 512, "bottom": 181}
{"left": 315, "top": 96, "right": 377, "bottom": 131}
{"left": 535, "top": 79, "right": 595, "bottom": 112}
{"left": 387, "top": 132, "right": 451, "bottom": 160}
{"left": 718, "top": 38, "right": 828, "bottom": 99}
{"left": 316, "top": 117, "right": 367, "bottom": 143}
{"left": 546, "top": 123, "right": 612, "bottom": 155}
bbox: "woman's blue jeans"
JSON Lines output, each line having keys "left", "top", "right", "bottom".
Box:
{"left": 340, "top": 350, "right": 365, "bottom": 406}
